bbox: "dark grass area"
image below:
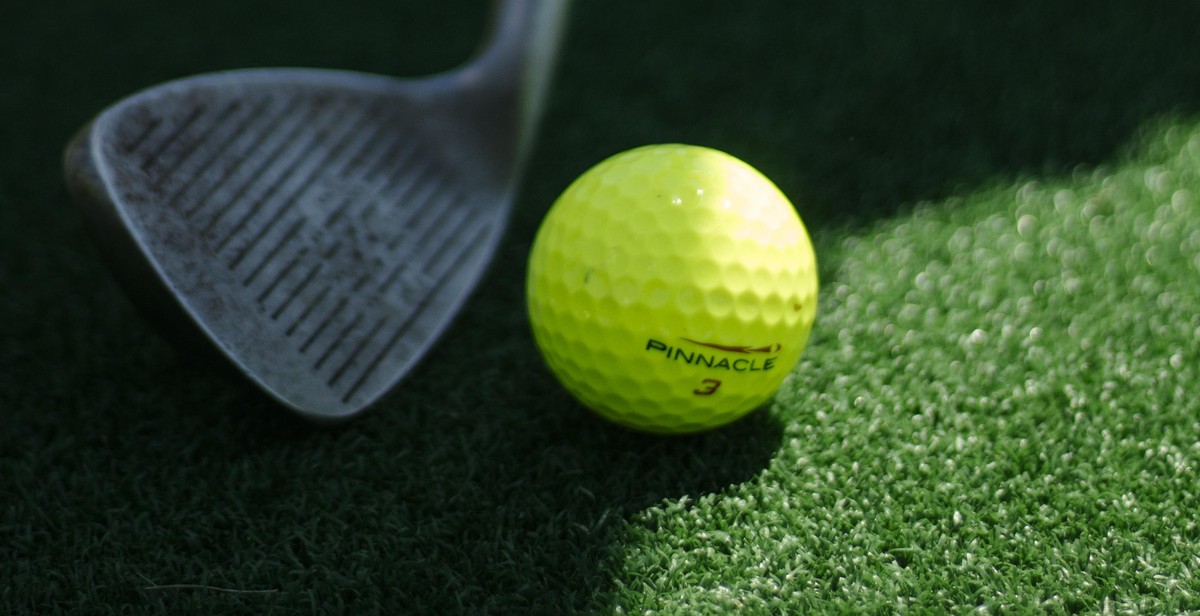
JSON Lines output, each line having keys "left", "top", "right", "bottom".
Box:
{"left": 4, "top": 0, "right": 1200, "bottom": 613}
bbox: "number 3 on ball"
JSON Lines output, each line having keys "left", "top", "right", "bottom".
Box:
{"left": 693, "top": 379, "right": 722, "bottom": 396}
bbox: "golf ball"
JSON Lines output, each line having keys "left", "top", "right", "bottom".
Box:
{"left": 526, "top": 144, "right": 818, "bottom": 434}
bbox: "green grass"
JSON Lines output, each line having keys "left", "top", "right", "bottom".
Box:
{"left": 612, "top": 120, "right": 1200, "bottom": 613}
{"left": 4, "top": 0, "right": 1200, "bottom": 613}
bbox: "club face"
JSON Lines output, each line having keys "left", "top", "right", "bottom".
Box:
{"left": 66, "top": 70, "right": 518, "bottom": 421}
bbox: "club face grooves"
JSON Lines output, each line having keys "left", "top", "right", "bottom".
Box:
{"left": 76, "top": 75, "right": 509, "bottom": 421}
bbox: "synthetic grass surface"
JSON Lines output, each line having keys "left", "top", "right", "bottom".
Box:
{"left": 620, "top": 122, "right": 1200, "bottom": 613}
{"left": 4, "top": 0, "right": 1200, "bottom": 613}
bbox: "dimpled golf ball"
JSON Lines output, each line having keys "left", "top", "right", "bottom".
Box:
{"left": 526, "top": 144, "right": 818, "bottom": 434}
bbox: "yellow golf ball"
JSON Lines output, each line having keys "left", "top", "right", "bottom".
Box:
{"left": 526, "top": 144, "right": 818, "bottom": 434}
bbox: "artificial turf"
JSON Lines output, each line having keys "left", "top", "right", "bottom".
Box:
{"left": 4, "top": 0, "right": 1200, "bottom": 613}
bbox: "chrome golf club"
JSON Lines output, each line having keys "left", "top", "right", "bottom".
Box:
{"left": 64, "top": 0, "right": 570, "bottom": 421}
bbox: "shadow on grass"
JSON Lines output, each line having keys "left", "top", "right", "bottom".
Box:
{"left": 3, "top": 238, "right": 782, "bottom": 614}
{"left": 314, "top": 269, "right": 787, "bottom": 613}
{"left": 552, "top": 0, "right": 1200, "bottom": 231}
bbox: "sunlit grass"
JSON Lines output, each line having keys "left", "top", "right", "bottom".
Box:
{"left": 606, "top": 116, "right": 1200, "bottom": 613}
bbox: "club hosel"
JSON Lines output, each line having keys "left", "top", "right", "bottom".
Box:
{"left": 467, "top": 0, "right": 570, "bottom": 163}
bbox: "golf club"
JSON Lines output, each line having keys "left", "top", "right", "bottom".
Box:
{"left": 63, "top": 0, "right": 570, "bottom": 422}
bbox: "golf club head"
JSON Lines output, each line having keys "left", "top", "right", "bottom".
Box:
{"left": 64, "top": 0, "right": 569, "bottom": 422}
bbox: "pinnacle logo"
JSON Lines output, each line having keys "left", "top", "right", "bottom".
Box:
{"left": 645, "top": 338, "right": 780, "bottom": 372}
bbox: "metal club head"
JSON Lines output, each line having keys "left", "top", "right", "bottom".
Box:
{"left": 64, "top": 0, "right": 570, "bottom": 422}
